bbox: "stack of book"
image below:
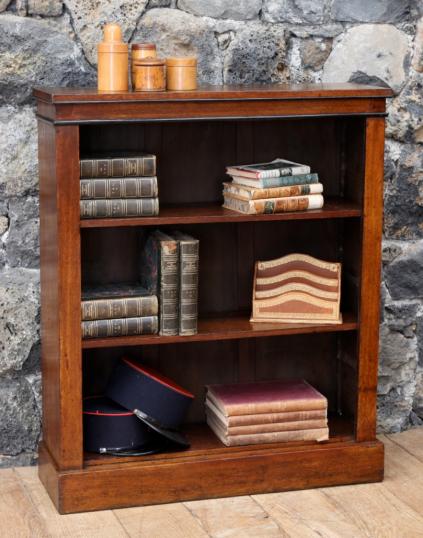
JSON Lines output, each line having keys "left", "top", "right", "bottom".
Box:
{"left": 251, "top": 253, "right": 342, "bottom": 325}
{"left": 140, "top": 230, "right": 200, "bottom": 336}
{"left": 80, "top": 153, "right": 159, "bottom": 218}
{"left": 205, "top": 379, "right": 329, "bottom": 446}
{"left": 222, "top": 158, "right": 324, "bottom": 215}
{"left": 81, "top": 283, "right": 159, "bottom": 338}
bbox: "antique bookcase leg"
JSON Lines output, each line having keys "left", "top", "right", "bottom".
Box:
{"left": 356, "top": 117, "right": 385, "bottom": 442}
{"left": 38, "top": 121, "right": 83, "bottom": 470}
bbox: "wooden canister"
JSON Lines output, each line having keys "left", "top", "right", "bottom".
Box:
{"left": 133, "top": 58, "right": 166, "bottom": 92}
{"left": 131, "top": 43, "right": 156, "bottom": 88}
{"left": 97, "top": 23, "right": 128, "bottom": 92}
{"left": 166, "top": 57, "right": 197, "bottom": 91}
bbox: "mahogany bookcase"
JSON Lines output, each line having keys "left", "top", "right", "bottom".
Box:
{"left": 34, "top": 83, "right": 392, "bottom": 514}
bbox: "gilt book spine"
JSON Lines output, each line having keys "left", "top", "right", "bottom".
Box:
{"left": 231, "top": 173, "right": 319, "bottom": 188}
{"left": 139, "top": 231, "right": 179, "bottom": 336}
{"left": 82, "top": 316, "right": 159, "bottom": 338}
{"left": 80, "top": 177, "right": 158, "bottom": 199}
{"left": 223, "top": 194, "right": 323, "bottom": 215}
{"left": 172, "top": 232, "right": 199, "bottom": 335}
{"left": 81, "top": 296, "right": 158, "bottom": 321}
{"left": 223, "top": 182, "right": 323, "bottom": 201}
{"left": 205, "top": 398, "right": 327, "bottom": 426}
{"left": 80, "top": 198, "right": 159, "bottom": 218}
{"left": 80, "top": 154, "right": 156, "bottom": 178}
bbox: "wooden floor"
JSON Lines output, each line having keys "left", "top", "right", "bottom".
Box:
{"left": 2, "top": 430, "right": 423, "bottom": 538}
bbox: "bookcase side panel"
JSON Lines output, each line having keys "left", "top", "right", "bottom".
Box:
{"left": 356, "top": 117, "right": 385, "bottom": 441}
{"left": 39, "top": 120, "right": 83, "bottom": 469}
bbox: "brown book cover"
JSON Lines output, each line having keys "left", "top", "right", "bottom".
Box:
{"left": 223, "top": 193, "right": 323, "bottom": 214}
{"left": 140, "top": 231, "right": 179, "bottom": 336}
{"left": 223, "top": 182, "right": 323, "bottom": 201}
{"left": 80, "top": 153, "right": 156, "bottom": 178}
{"left": 206, "top": 379, "right": 327, "bottom": 416}
{"left": 251, "top": 253, "right": 342, "bottom": 324}
{"left": 172, "top": 231, "right": 199, "bottom": 336}
{"left": 81, "top": 316, "right": 158, "bottom": 339}
{"left": 205, "top": 398, "right": 327, "bottom": 426}
{"left": 81, "top": 283, "right": 158, "bottom": 321}
{"left": 80, "top": 198, "right": 159, "bottom": 219}
{"left": 207, "top": 415, "right": 329, "bottom": 446}
{"left": 80, "top": 176, "right": 158, "bottom": 199}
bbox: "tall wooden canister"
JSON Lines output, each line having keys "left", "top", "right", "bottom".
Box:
{"left": 97, "top": 23, "right": 128, "bottom": 92}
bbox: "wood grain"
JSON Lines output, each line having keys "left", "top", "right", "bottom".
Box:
{"left": 386, "top": 428, "right": 423, "bottom": 463}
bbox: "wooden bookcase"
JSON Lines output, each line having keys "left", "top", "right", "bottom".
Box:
{"left": 34, "top": 83, "right": 392, "bottom": 514}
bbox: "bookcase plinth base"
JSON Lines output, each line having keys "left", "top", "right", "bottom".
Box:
{"left": 38, "top": 438, "right": 384, "bottom": 514}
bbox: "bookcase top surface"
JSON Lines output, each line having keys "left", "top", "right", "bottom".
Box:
{"left": 34, "top": 83, "right": 392, "bottom": 104}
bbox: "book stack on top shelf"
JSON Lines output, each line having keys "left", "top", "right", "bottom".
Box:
{"left": 205, "top": 379, "right": 329, "bottom": 446}
{"left": 81, "top": 283, "right": 159, "bottom": 338}
{"left": 223, "top": 158, "right": 324, "bottom": 215}
{"left": 140, "top": 230, "right": 200, "bottom": 336}
{"left": 80, "top": 153, "right": 159, "bottom": 218}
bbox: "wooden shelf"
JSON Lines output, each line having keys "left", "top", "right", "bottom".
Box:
{"left": 83, "top": 416, "right": 355, "bottom": 468}
{"left": 82, "top": 312, "right": 358, "bottom": 349}
{"left": 79, "top": 198, "right": 361, "bottom": 228}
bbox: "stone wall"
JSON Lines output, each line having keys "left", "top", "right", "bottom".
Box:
{"left": 0, "top": 0, "right": 422, "bottom": 466}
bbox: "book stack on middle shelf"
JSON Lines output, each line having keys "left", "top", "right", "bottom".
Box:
{"left": 79, "top": 153, "right": 159, "bottom": 219}
{"left": 205, "top": 379, "right": 329, "bottom": 447}
{"left": 222, "top": 158, "right": 324, "bottom": 215}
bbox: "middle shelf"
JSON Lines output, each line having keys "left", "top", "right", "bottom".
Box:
{"left": 82, "top": 312, "right": 358, "bottom": 349}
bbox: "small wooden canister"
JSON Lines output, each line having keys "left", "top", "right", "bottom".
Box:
{"left": 97, "top": 23, "right": 128, "bottom": 92}
{"left": 131, "top": 43, "right": 156, "bottom": 88}
{"left": 166, "top": 57, "right": 197, "bottom": 91}
{"left": 133, "top": 57, "right": 166, "bottom": 91}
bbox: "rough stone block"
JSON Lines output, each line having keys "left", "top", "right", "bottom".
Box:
{"left": 322, "top": 24, "right": 409, "bottom": 94}
{"left": 331, "top": 0, "right": 411, "bottom": 23}
{"left": 0, "top": 268, "right": 40, "bottom": 375}
{"left": 387, "top": 73, "right": 423, "bottom": 143}
{"left": 6, "top": 196, "right": 39, "bottom": 268}
{"left": 0, "top": 0, "right": 11, "bottom": 12}
{"left": 0, "top": 14, "right": 94, "bottom": 105}
{"left": 177, "top": 0, "right": 261, "bottom": 20}
{"left": 300, "top": 38, "right": 332, "bottom": 70}
{"left": 262, "top": 0, "right": 328, "bottom": 24}
{"left": 384, "top": 240, "right": 423, "bottom": 300}
{"left": 28, "top": 0, "right": 63, "bottom": 16}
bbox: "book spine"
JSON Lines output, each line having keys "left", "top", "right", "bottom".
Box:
{"left": 259, "top": 173, "right": 319, "bottom": 187}
{"left": 81, "top": 296, "right": 158, "bottom": 321}
{"left": 80, "top": 199, "right": 159, "bottom": 219}
{"left": 80, "top": 177, "right": 158, "bottom": 199}
{"left": 223, "top": 182, "right": 323, "bottom": 201}
{"left": 80, "top": 156, "right": 156, "bottom": 178}
{"left": 160, "top": 241, "right": 179, "bottom": 336}
{"left": 179, "top": 239, "right": 199, "bottom": 335}
{"left": 206, "top": 414, "right": 328, "bottom": 435}
{"left": 82, "top": 316, "right": 159, "bottom": 338}
{"left": 259, "top": 165, "right": 311, "bottom": 179}
{"left": 223, "top": 194, "right": 323, "bottom": 215}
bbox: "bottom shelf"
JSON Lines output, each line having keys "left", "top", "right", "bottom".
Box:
{"left": 83, "top": 415, "right": 355, "bottom": 468}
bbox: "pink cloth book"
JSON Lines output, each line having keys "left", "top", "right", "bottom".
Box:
{"left": 206, "top": 379, "right": 327, "bottom": 416}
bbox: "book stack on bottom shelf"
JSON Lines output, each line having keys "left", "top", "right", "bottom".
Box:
{"left": 222, "top": 158, "right": 324, "bottom": 215}
{"left": 81, "top": 284, "right": 159, "bottom": 338}
{"left": 205, "top": 379, "right": 329, "bottom": 446}
{"left": 79, "top": 153, "right": 159, "bottom": 218}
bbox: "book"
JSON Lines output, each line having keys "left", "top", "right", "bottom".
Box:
{"left": 206, "top": 380, "right": 327, "bottom": 416}
{"left": 172, "top": 231, "right": 199, "bottom": 336}
{"left": 251, "top": 253, "right": 342, "bottom": 324}
{"left": 80, "top": 198, "right": 159, "bottom": 219}
{"left": 223, "top": 182, "right": 323, "bottom": 201}
{"left": 140, "top": 231, "right": 179, "bottom": 336}
{"left": 81, "top": 284, "right": 158, "bottom": 321}
{"left": 207, "top": 415, "right": 329, "bottom": 446}
{"left": 80, "top": 153, "right": 156, "bottom": 178}
{"left": 226, "top": 158, "right": 310, "bottom": 179}
{"left": 231, "top": 173, "right": 319, "bottom": 189}
{"left": 81, "top": 316, "right": 159, "bottom": 338}
{"left": 205, "top": 398, "right": 327, "bottom": 426}
{"left": 80, "top": 177, "right": 158, "bottom": 199}
{"left": 223, "top": 194, "right": 323, "bottom": 215}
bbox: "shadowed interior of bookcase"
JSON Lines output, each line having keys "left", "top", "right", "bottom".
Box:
{"left": 80, "top": 116, "right": 364, "bottom": 456}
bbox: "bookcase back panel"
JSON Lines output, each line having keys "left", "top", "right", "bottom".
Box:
{"left": 79, "top": 117, "right": 365, "bottom": 204}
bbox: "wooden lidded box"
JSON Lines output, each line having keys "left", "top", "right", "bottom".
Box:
{"left": 34, "top": 83, "right": 391, "bottom": 514}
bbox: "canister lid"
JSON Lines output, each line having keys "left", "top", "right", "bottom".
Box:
{"left": 132, "top": 43, "right": 156, "bottom": 51}
{"left": 98, "top": 23, "right": 128, "bottom": 53}
{"left": 166, "top": 56, "right": 197, "bottom": 67}
{"left": 133, "top": 57, "right": 165, "bottom": 66}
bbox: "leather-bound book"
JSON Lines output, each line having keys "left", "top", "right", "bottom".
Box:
{"left": 82, "top": 316, "right": 158, "bottom": 338}
{"left": 223, "top": 193, "right": 323, "bottom": 215}
{"left": 80, "top": 198, "right": 159, "bottom": 218}
{"left": 206, "top": 379, "right": 327, "bottom": 416}
{"left": 251, "top": 253, "right": 341, "bottom": 324}
{"left": 223, "top": 181, "right": 323, "bottom": 201}
{"left": 140, "top": 231, "right": 179, "bottom": 336}
{"left": 80, "top": 176, "right": 158, "bottom": 199}
{"left": 80, "top": 152, "right": 156, "bottom": 178}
